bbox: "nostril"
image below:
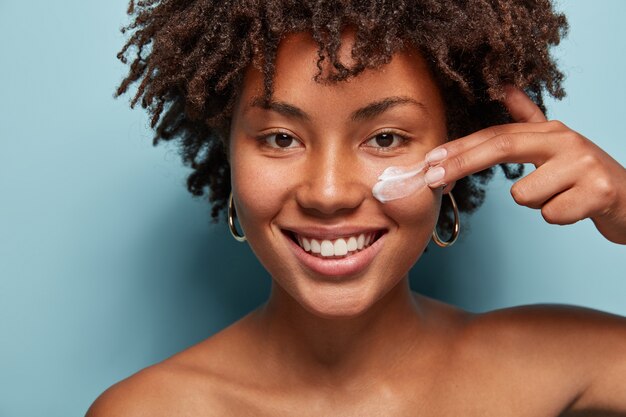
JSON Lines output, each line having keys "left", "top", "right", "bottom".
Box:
{"left": 295, "top": 178, "right": 366, "bottom": 216}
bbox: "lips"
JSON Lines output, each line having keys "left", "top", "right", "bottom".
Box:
{"left": 282, "top": 228, "right": 387, "bottom": 277}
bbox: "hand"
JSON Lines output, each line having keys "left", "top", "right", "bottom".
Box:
{"left": 423, "top": 86, "right": 626, "bottom": 244}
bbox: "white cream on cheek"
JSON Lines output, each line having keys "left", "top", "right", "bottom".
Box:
{"left": 372, "top": 159, "right": 429, "bottom": 203}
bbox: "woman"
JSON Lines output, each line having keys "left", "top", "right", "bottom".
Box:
{"left": 88, "top": 0, "right": 626, "bottom": 415}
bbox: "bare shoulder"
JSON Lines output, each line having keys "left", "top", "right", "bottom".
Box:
{"left": 85, "top": 364, "right": 179, "bottom": 417}
{"left": 460, "top": 303, "right": 626, "bottom": 413}
{"left": 86, "top": 311, "right": 260, "bottom": 417}
{"left": 466, "top": 303, "right": 626, "bottom": 354}
{"left": 85, "top": 354, "right": 232, "bottom": 417}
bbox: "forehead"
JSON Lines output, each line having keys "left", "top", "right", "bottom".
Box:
{"left": 235, "top": 31, "right": 445, "bottom": 122}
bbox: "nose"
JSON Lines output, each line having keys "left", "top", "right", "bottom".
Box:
{"left": 295, "top": 144, "right": 367, "bottom": 216}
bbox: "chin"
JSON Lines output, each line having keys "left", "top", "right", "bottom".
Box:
{"left": 290, "top": 276, "right": 394, "bottom": 320}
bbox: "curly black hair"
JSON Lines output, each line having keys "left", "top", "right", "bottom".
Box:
{"left": 115, "top": 0, "right": 567, "bottom": 236}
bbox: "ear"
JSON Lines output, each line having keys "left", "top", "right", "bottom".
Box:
{"left": 442, "top": 180, "right": 456, "bottom": 195}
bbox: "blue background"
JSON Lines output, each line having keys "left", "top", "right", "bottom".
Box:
{"left": 0, "top": 1, "right": 624, "bottom": 416}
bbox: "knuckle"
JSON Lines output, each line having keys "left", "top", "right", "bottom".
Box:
{"left": 563, "top": 131, "right": 585, "bottom": 147}
{"left": 576, "top": 147, "right": 606, "bottom": 173}
{"left": 593, "top": 176, "right": 617, "bottom": 203}
{"left": 494, "top": 134, "right": 515, "bottom": 155}
{"left": 450, "top": 154, "right": 467, "bottom": 173}
{"left": 486, "top": 125, "right": 504, "bottom": 137}
{"left": 578, "top": 153, "right": 600, "bottom": 171}
{"left": 547, "top": 119, "right": 566, "bottom": 131}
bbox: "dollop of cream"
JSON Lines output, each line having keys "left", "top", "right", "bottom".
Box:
{"left": 372, "top": 160, "right": 429, "bottom": 203}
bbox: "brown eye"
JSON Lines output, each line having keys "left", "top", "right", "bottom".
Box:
{"left": 265, "top": 133, "right": 302, "bottom": 149}
{"left": 375, "top": 133, "right": 394, "bottom": 147}
{"left": 364, "top": 132, "right": 406, "bottom": 149}
{"left": 275, "top": 133, "right": 293, "bottom": 147}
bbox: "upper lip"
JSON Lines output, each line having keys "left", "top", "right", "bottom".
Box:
{"left": 281, "top": 226, "right": 388, "bottom": 240}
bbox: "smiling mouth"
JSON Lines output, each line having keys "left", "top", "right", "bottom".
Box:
{"left": 284, "top": 230, "right": 386, "bottom": 259}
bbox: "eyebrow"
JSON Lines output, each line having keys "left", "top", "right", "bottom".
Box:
{"left": 248, "top": 95, "right": 428, "bottom": 122}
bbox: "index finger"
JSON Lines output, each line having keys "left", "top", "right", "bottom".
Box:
{"left": 423, "top": 131, "right": 553, "bottom": 188}
{"left": 424, "top": 86, "right": 549, "bottom": 165}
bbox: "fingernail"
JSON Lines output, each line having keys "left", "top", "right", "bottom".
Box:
{"left": 425, "top": 166, "right": 445, "bottom": 185}
{"left": 425, "top": 148, "right": 447, "bottom": 164}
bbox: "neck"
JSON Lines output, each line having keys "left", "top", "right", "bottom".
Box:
{"left": 252, "top": 276, "right": 426, "bottom": 387}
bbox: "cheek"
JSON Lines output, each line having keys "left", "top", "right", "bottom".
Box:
{"left": 383, "top": 186, "right": 441, "bottom": 255}
{"left": 229, "top": 140, "right": 299, "bottom": 228}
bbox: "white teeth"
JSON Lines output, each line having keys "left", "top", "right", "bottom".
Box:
{"left": 334, "top": 239, "right": 348, "bottom": 256}
{"left": 347, "top": 236, "right": 357, "bottom": 252}
{"left": 320, "top": 240, "right": 334, "bottom": 256}
{"left": 357, "top": 234, "right": 365, "bottom": 250}
{"left": 294, "top": 232, "right": 379, "bottom": 257}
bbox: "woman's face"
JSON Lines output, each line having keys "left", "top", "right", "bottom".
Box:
{"left": 229, "top": 32, "right": 447, "bottom": 318}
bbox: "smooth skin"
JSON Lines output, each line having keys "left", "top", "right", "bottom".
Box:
{"left": 87, "top": 31, "right": 626, "bottom": 417}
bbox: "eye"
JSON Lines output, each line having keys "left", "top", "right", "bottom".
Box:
{"left": 363, "top": 131, "right": 408, "bottom": 150}
{"left": 262, "top": 132, "right": 303, "bottom": 149}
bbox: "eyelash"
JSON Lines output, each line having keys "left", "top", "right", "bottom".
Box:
{"left": 255, "top": 129, "right": 413, "bottom": 151}
{"left": 363, "top": 129, "right": 412, "bottom": 152}
{"left": 255, "top": 130, "right": 302, "bottom": 150}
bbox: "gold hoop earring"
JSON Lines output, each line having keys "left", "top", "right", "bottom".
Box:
{"left": 432, "top": 191, "right": 460, "bottom": 248}
{"left": 228, "top": 192, "right": 246, "bottom": 242}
